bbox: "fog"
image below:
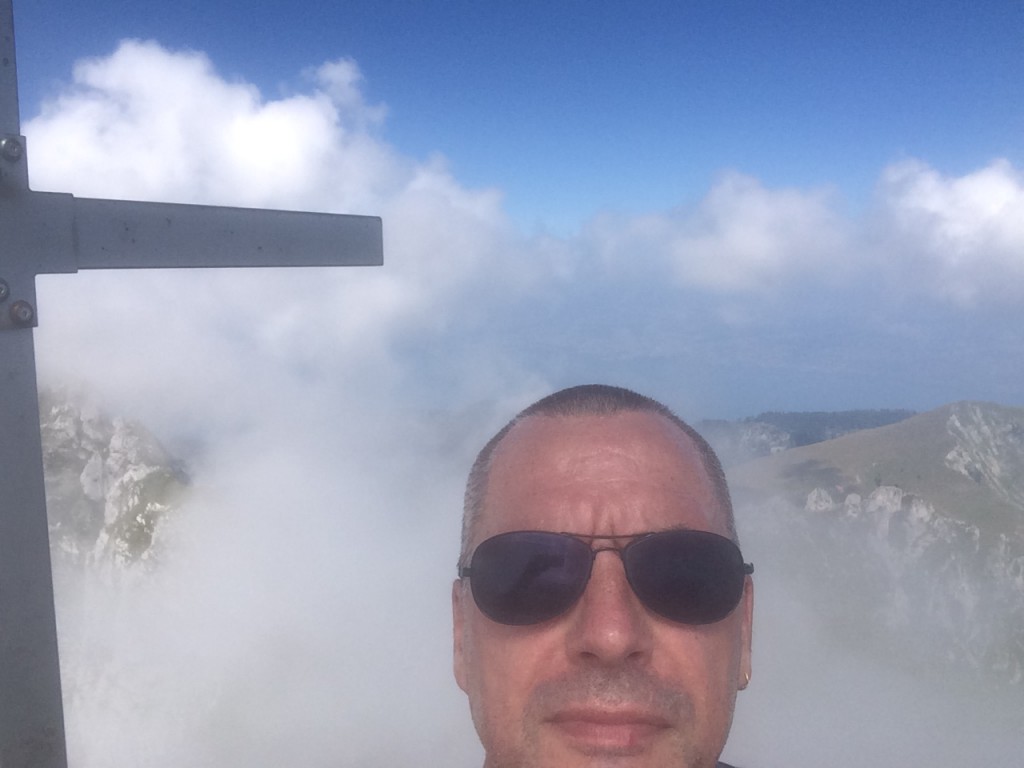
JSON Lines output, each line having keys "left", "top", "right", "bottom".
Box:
{"left": 40, "top": 373, "right": 1023, "bottom": 766}
{"left": 24, "top": 39, "right": 1024, "bottom": 766}
{"left": 50, "top": 391, "right": 483, "bottom": 766}
{"left": 727, "top": 514, "right": 1023, "bottom": 766}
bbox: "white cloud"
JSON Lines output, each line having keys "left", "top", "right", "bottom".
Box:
{"left": 873, "top": 158, "right": 1024, "bottom": 305}
{"left": 668, "top": 173, "right": 848, "bottom": 292}
{"left": 580, "top": 172, "right": 848, "bottom": 294}
{"left": 307, "top": 58, "right": 387, "bottom": 127}
{"left": 27, "top": 41, "right": 418, "bottom": 218}
{"left": 576, "top": 160, "right": 1024, "bottom": 308}
{"left": 28, "top": 40, "right": 522, "bottom": 417}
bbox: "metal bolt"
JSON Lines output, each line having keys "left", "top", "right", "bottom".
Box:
{"left": 0, "top": 137, "right": 23, "bottom": 163}
{"left": 0, "top": 279, "right": 8, "bottom": 302}
{"left": 9, "top": 300, "right": 34, "bottom": 326}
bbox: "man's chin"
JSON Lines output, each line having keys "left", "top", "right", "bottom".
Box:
{"left": 522, "top": 721, "right": 686, "bottom": 768}
{"left": 544, "top": 717, "right": 669, "bottom": 758}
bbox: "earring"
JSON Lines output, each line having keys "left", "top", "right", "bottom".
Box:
{"left": 740, "top": 671, "right": 751, "bottom": 689}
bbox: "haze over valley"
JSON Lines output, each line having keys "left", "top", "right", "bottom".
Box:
{"left": 40, "top": 389, "right": 1024, "bottom": 766}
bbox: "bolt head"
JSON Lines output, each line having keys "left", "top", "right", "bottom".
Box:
{"left": 9, "top": 300, "right": 35, "bottom": 326}
{"left": 0, "top": 137, "right": 24, "bottom": 163}
{"left": 0, "top": 279, "right": 8, "bottom": 302}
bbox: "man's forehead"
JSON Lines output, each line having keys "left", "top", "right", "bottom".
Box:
{"left": 482, "top": 410, "right": 720, "bottom": 527}
{"left": 492, "top": 410, "right": 702, "bottom": 469}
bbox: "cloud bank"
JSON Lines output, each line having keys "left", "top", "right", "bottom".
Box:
{"left": 24, "top": 40, "right": 1024, "bottom": 767}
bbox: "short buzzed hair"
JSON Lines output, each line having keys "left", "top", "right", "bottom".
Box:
{"left": 460, "top": 384, "right": 735, "bottom": 563}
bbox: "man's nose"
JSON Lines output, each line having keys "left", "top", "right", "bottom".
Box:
{"left": 565, "top": 550, "right": 654, "bottom": 665}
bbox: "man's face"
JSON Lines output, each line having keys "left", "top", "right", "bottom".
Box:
{"left": 452, "top": 411, "right": 753, "bottom": 768}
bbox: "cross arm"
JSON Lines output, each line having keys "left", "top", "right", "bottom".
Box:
{"left": 0, "top": 190, "right": 383, "bottom": 329}
{"left": 72, "top": 198, "right": 383, "bottom": 270}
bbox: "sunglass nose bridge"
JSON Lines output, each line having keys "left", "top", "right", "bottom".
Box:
{"left": 585, "top": 544, "right": 633, "bottom": 577}
{"left": 566, "top": 533, "right": 647, "bottom": 574}
{"left": 589, "top": 543, "right": 627, "bottom": 558}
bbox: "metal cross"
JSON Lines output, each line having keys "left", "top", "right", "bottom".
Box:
{"left": 0, "top": 2, "right": 382, "bottom": 765}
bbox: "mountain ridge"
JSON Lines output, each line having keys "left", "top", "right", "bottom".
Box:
{"left": 728, "top": 400, "right": 1024, "bottom": 540}
{"left": 726, "top": 399, "right": 1024, "bottom": 687}
{"left": 698, "top": 407, "right": 917, "bottom": 468}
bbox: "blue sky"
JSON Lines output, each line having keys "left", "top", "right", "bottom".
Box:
{"left": 16, "top": 0, "right": 1021, "bottom": 232}
{"left": 7, "top": 2, "right": 1024, "bottom": 765}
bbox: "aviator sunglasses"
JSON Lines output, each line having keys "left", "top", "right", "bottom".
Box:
{"left": 459, "top": 529, "right": 754, "bottom": 626}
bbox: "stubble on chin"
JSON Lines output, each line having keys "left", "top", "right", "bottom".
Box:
{"left": 490, "top": 666, "right": 702, "bottom": 768}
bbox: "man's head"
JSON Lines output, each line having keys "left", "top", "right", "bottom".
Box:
{"left": 452, "top": 384, "right": 753, "bottom": 768}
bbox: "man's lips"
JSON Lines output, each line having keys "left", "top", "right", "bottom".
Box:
{"left": 547, "top": 708, "right": 671, "bottom": 753}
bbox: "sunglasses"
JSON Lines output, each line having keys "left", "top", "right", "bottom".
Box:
{"left": 459, "top": 529, "right": 753, "bottom": 626}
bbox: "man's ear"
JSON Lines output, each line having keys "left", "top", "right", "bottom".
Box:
{"left": 452, "top": 578, "right": 469, "bottom": 693}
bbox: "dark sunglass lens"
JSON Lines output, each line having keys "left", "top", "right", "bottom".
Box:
{"left": 469, "top": 532, "right": 592, "bottom": 625}
{"left": 625, "top": 531, "right": 746, "bottom": 624}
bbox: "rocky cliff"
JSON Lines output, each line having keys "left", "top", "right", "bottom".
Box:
{"left": 39, "top": 387, "right": 187, "bottom": 570}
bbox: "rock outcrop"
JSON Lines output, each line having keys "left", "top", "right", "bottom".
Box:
{"left": 39, "top": 387, "right": 187, "bottom": 569}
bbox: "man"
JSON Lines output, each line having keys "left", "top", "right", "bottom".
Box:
{"left": 453, "top": 384, "right": 753, "bottom": 768}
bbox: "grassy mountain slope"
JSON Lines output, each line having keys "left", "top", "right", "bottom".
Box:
{"left": 728, "top": 401, "right": 1024, "bottom": 540}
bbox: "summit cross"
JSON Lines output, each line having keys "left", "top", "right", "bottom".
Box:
{"left": 0, "top": 2, "right": 383, "bottom": 765}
